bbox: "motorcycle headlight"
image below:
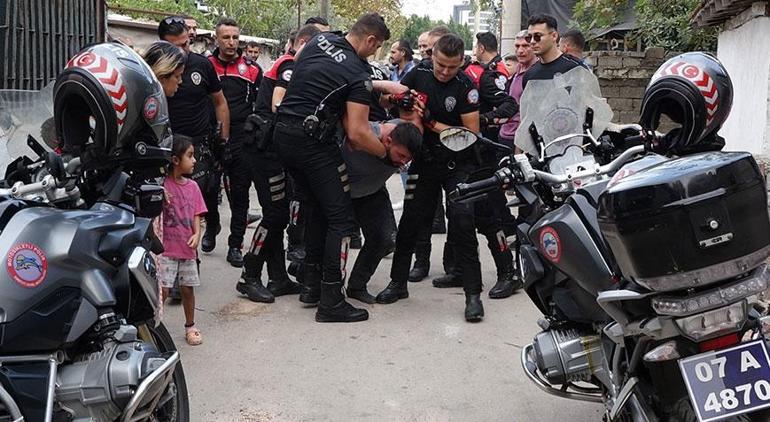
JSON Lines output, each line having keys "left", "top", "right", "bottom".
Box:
{"left": 652, "top": 265, "right": 770, "bottom": 317}
{"left": 674, "top": 301, "right": 747, "bottom": 342}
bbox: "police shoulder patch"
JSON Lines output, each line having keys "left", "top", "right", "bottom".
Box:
{"left": 281, "top": 69, "right": 293, "bottom": 82}
{"left": 495, "top": 75, "right": 507, "bottom": 91}
{"left": 467, "top": 89, "right": 479, "bottom": 105}
{"left": 191, "top": 71, "right": 202, "bottom": 86}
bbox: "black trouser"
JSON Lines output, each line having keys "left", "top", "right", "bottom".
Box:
{"left": 348, "top": 187, "right": 397, "bottom": 291}
{"left": 391, "top": 153, "right": 482, "bottom": 294}
{"left": 273, "top": 117, "right": 356, "bottom": 284}
{"left": 286, "top": 174, "right": 306, "bottom": 249}
{"left": 189, "top": 136, "right": 221, "bottom": 232}
{"left": 227, "top": 129, "right": 289, "bottom": 252}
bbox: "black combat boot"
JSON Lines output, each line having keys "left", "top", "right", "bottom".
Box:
{"left": 408, "top": 240, "right": 431, "bottom": 282}
{"left": 201, "top": 222, "right": 220, "bottom": 253}
{"left": 487, "top": 236, "right": 522, "bottom": 299}
{"left": 266, "top": 246, "right": 302, "bottom": 297}
{"left": 375, "top": 280, "right": 409, "bottom": 304}
{"left": 432, "top": 272, "right": 463, "bottom": 288}
{"left": 316, "top": 281, "right": 369, "bottom": 323}
{"left": 299, "top": 263, "right": 322, "bottom": 305}
{"left": 227, "top": 247, "right": 244, "bottom": 267}
{"left": 464, "top": 293, "right": 484, "bottom": 322}
{"left": 235, "top": 253, "right": 275, "bottom": 303}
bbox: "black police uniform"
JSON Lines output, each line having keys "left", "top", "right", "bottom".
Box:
{"left": 273, "top": 33, "right": 372, "bottom": 322}
{"left": 167, "top": 52, "right": 223, "bottom": 248}
{"left": 434, "top": 56, "right": 520, "bottom": 296}
{"left": 234, "top": 52, "right": 301, "bottom": 301}
{"left": 377, "top": 63, "right": 485, "bottom": 312}
{"left": 208, "top": 49, "right": 263, "bottom": 265}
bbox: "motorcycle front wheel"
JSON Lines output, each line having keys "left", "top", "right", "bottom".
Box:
{"left": 137, "top": 322, "right": 191, "bottom": 422}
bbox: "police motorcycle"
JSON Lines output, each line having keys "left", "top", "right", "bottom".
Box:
{"left": 446, "top": 53, "right": 770, "bottom": 421}
{"left": 0, "top": 43, "right": 189, "bottom": 421}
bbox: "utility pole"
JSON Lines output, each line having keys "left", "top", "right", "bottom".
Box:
{"left": 320, "top": 0, "right": 330, "bottom": 21}
{"left": 500, "top": 0, "right": 522, "bottom": 55}
{"left": 297, "top": 0, "right": 302, "bottom": 29}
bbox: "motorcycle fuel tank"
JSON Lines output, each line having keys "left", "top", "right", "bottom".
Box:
{"left": 0, "top": 198, "right": 134, "bottom": 352}
{"left": 531, "top": 196, "right": 617, "bottom": 297}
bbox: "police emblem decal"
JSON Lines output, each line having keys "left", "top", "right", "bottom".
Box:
{"left": 281, "top": 69, "right": 293, "bottom": 82}
{"left": 143, "top": 97, "right": 159, "bottom": 120}
{"left": 467, "top": 89, "right": 479, "bottom": 104}
{"left": 191, "top": 71, "right": 202, "bottom": 85}
{"left": 495, "top": 75, "right": 507, "bottom": 91}
{"left": 238, "top": 63, "right": 247, "bottom": 75}
{"left": 445, "top": 96, "right": 457, "bottom": 112}
{"left": 539, "top": 227, "right": 561, "bottom": 264}
{"left": 7, "top": 243, "right": 48, "bottom": 288}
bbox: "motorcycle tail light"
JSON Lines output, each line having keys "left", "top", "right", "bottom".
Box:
{"left": 698, "top": 333, "right": 739, "bottom": 352}
{"left": 652, "top": 265, "right": 770, "bottom": 317}
{"left": 675, "top": 301, "right": 747, "bottom": 342}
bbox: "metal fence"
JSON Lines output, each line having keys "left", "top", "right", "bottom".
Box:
{"left": 0, "top": 0, "right": 105, "bottom": 90}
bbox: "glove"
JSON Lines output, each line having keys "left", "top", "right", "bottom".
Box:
{"left": 388, "top": 91, "right": 415, "bottom": 111}
{"left": 480, "top": 114, "right": 489, "bottom": 129}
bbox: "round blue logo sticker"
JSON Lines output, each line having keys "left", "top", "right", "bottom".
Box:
{"left": 7, "top": 243, "right": 48, "bottom": 288}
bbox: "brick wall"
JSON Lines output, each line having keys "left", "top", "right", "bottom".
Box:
{"left": 585, "top": 48, "right": 671, "bottom": 125}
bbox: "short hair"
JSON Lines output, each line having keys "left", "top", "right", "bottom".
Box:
{"left": 433, "top": 34, "right": 464, "bottom": 58}
{"left": 428, "top": 26, "right": 451, "bottom": 38}
{"left": 216, "top": 17, "right": 238, "bottom": 31}
{"left": 288, "top": 30, "right": 298, "bottom": 45}
{"left": 395, "top": 39, "right": 413, "bottom": 61}
{"left": 515, "top": 30, "right": 529, "bottom": 39}
{"left": 143, "top": 41, "right": 185, "bottom": 80}
{"left": 305, "top": 16, "right": 329, "bottom": 26}
{"left": 246, "top": 41, "right": 260, "bottom": 49}
{"left": 296, "top": 24, "right": 321, "bottom": 44}
{"left": 475, "top": 32, "right": 497, "bottom": 52}
{"left": 350, "top": 13, "right": 390, "bottom": 41}
{"left": 561, "top": 29, "right": 586, "bottom": 51}
{"left": 390, "top": 122, "right": 422, "bottom": 155}
{"left": 158, "top": 15, "right": 186, "bottom": 39}
{"left": 528, "top": 14, "right": 558, "bottom": 31}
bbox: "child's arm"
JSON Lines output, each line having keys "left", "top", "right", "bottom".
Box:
{"left": 187, "top": 215, "right": 202, "bottom": 249}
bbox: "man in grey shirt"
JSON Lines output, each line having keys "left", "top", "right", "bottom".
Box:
{"left": 341, "top": 120, "right": 422, "bottom": 303}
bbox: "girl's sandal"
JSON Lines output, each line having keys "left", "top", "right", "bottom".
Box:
{"left": 185, "top": 326, "right": 202, "bottom": 346}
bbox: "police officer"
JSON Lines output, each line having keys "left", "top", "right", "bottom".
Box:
{"left": 234, "top": 24, "right": 321, "bottom": 303}
{"left": 432, "top": 31, "right": 522, "bottom": 299}
{"left": 208, "top": 18, "right": 263, "bottom": 268}
{"left": 159, "top": 16, "right": 230, "bottom": 254}
{"left": 274, "top": 13, "right": 391, "bottom": 323}
{"left": 376, "top": 34, "right": 487, "bottom": 322}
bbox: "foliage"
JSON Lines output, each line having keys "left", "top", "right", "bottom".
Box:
{"left": 571, "top": 0, "right": 718, "bottom": 52}
{"left": 399, "top": 14, "right": 474, "bottom": 51}
{"left": 633, "top": 0, "right": 717, "bottom": 51}
{"left": 107, "top": 0, "right": 210, "bottom": 25}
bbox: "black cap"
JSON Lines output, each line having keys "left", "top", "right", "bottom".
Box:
{"left": 158, "top": 16, "right": 186, "bottom": 39}
{"left": 305, "top": 16, "right": 329, "bottom": 26}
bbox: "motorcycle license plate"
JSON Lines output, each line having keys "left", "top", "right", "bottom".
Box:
{"left": 679, "top": 340, "right": 770, "bottom": 421}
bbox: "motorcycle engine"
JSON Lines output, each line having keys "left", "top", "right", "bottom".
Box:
{"left": 55, "top": 324, "right": 169, "bottom": 421}
{"left": 533, "top": 328, "right": 604, "bottom": 385}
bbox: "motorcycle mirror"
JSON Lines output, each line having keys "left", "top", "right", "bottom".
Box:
{"left": 439, "top": 127, "right": 478, "bottom": 152}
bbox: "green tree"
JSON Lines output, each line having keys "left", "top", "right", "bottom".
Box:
{"left": 400, "top": 14, "right": 434, "bottom": 48}
{"left": 447, "top": 19, "right": 473, "bottom": 49}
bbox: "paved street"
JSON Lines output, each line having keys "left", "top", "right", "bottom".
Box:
{"left": 162, "top": 176, "right": 603, "bottom": 421}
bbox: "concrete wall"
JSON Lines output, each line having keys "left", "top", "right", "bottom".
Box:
{"left": 586, "top": 48, "right": 670, "bottom": 126}
{"left": 716, "top": 16, "right": 770, "bottom": 155}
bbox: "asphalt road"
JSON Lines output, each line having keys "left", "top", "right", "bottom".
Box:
{"left": 161, "top": 176, "right": 603, "bottom": 422}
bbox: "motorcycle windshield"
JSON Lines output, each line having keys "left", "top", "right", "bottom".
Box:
{"left": 0, "top": 82, "right": 55, "bottom": 171}
{"left": 514, "top": 66, "right": 613, "bottom": 158}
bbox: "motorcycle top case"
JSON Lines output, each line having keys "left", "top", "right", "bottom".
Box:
{"left": 597, "top": 151, "right": 770, "bottom": 292}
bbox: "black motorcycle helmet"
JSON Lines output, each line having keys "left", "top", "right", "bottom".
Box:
{"left": 53, "top": 42, "right": 171, "bottom": 170}
{"left": 639, "top": 52, "right": 733, "bottom": 155}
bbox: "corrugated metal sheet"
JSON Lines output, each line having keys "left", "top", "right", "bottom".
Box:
{"left": 0, "top": 0, "right": 105, "bottom": 90}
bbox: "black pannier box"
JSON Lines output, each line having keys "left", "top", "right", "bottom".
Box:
{"left": 597, "top": 152, "right": 770, "bottom": 292}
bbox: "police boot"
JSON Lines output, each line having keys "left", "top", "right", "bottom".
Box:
{"left": 489, "top": 264, "right": 522, "bottom": 299}
{"left": 266, "top": 246, "right": 302, "bottom": 297}
{"left": 201, "top": 222, "right": 220, "bottom": 253}
{"left": 286, "top": 243, "right": 306, "bottom": 263}
{"left": 227, "top": 247, "right": 244, "bottom": 268}
{"left": 432, "top": 272, "right": 463, "bottom": 288}
{"left": 375, "top": 280, "right": 409, "bottom": 304}
{"left": 287, "top": 261, "right": 304, "bottom": 283}
{"left": 299, "top": 263, "right": 322, "bottom": 305}
{"left": 408, "top": 241, "right": 431, "bottom": 282}
{"left": 316, "top": 281, "right": 369, "bottom": 323}
{"left": 464, "top": 293, "right": 484, "bottom": 322}
{"left": 235, "top": 253, "right": 275, "bottom": 303}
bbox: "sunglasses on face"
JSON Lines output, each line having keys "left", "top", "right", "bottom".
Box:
{"left": 525, "top": 32, "right": 552, "bottom": 43}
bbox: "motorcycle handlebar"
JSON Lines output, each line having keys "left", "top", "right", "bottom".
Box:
{"left": 451, "top": 174, "right": 502, "bottom": 201}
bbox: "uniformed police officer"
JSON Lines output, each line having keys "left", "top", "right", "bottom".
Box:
{"left": 432, "top": 31, "right": 522, "bottom": 299}
{"left": 208, "top": 18, "right": 263, "bottom": 268}
{"left": 274, "top": 13, "right": 391, "bottom": 323}
{"left": 234, "top": 24, "right": 321, "bottom": 303}
{"left": 376, "top": 34, "right": 487, "bottom": 322}
{"left": 158, "top": 16, "right": 230, "bottom": 254}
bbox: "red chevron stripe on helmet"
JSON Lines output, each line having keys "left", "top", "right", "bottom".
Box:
{"left": 67, "top": 52, "right": 128, "bottom": 133}
{"left": 653, "top": 61, "right": 719, "bottom": 126}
